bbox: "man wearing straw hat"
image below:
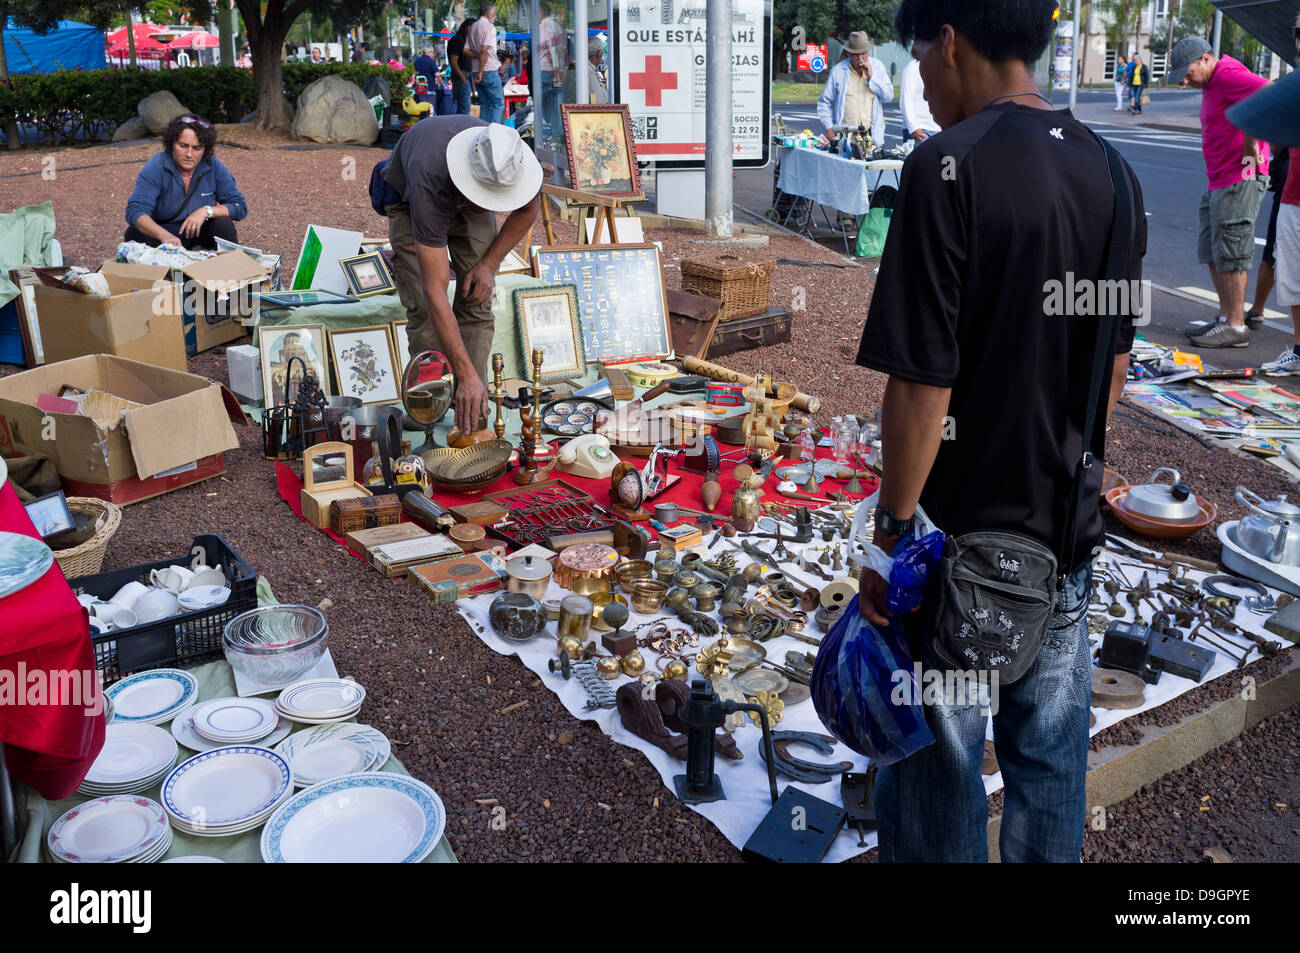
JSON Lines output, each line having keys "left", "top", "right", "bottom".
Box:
{"left": 384, "top": 116, "right": 542, "bottom": 430}
{"left": 817, "top": 31, "right": 894, "bottom": 152}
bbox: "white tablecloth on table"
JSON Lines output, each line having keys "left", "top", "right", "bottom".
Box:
{"left": 776, "top": 148, "right": 903, "bottom": 216}
{"left": 455, "top": 523, "right": 1285, "bottom": 862}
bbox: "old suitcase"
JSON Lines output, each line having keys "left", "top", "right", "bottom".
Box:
{"left": 667, "top": 288, "right": 724, "bottom": 360}
{"left": 704, "top": 307, "right": 792, "bottom": 359}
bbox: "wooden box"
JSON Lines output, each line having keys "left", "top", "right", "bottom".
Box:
{"left": 369, "top": 533, "right": 465, "bottom": 578}
{"left": 408, "top": 552, "right": 507, "bottom": 603}
{"left": 331, "top": 493, "right": 402, "bottom": 536}
{"left": 705, "top": 308, "right": 793, "bottom": 359}
{"left": 346, "top": 524, "right": 432, "bottom": 558}
{"left": 300, "top": 442, "right": 372, "bottom": 530}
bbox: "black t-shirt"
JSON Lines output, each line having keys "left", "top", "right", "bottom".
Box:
{"left": 856, "top": 103, "right": 1147, "bottom": 569}
{"left": 447, "top": 34, "right": 470, "bottom": 79}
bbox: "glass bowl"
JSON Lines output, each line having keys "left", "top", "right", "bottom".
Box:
{"left": 222, "top": 605, "right": 328, "bottom": 687}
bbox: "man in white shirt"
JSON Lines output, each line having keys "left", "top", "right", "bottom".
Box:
{"left": 586, "top": 37, "right": 609, "bottom": 104}
{"left": 899, "top": 57, "right": 939, "bottom": 141}
{"left": 816, "top": 31, "right": 893, "bottom": 151}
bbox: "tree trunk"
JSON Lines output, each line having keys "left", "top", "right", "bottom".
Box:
{"left": 0, "top": 23, "right": 19, "bottom": 151}
{"left": 252, "top": 29, "right": 294, "bottom": 130}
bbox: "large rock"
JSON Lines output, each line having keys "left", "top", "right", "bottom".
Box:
{"left": 138, "top": 90, "right": 191, "bottom": 135}
{"left": 291, "top": 75, "right": 379, "bottom": 145}
{"left": 112, "top": 117, "right": 152, "bottom": 141}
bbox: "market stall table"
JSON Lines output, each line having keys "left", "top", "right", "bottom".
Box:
{"left": 775, "top": 147, "right": 903, "bottom": 255}
{"left": 10, "top": 658, "right": 458, "bottom": 863}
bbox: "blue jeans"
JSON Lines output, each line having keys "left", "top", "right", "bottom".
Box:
{"left": 453, "top": 78, "right": 474, "bottom": 115}
{"left": 1130, "top": 84, "right": 1145, "bottom": 113}
{"left": 540, "top": 72, "right": 563, "bottom": 144}
{"left": 476, "top": 70, "right": 504, "bottom": 125}
{"left": 875, "top": 563, "right": 1093, "bottom": 862}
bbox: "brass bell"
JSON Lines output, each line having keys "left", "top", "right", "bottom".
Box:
{"left": 621, "top": 650, "right": 646, "bottom": 677}
{"left": 663, "top": 659, "right": 688, "bottom": 681}
{"left": 596, "top": 656, "right": 622, "bottom": 680}
{"left": 557, "top": 635, "right": 583, "bottom": 660}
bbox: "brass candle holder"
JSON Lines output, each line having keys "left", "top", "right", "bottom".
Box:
{"left": 492, "top": 352, "right": 506, "bottom": 440}
{"left": 513, "top": 348, "right": 546, "bottom": 485}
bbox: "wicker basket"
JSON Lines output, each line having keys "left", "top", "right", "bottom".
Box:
{"left": 680, "top": 255, "right": 777, "bottom": 323}
{"left": 52, "top": 497, "right": 122, "bottom": 578}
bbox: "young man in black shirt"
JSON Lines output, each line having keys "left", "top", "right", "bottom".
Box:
{"left": 855, "top": 0, "right": 1146, "bottom": 862}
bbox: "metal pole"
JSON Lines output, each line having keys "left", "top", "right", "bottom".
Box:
{"left": 1166, "top": 0, "right": 1178, "bottom": 81}
{"left": 575, "top": 0, "right": 590, "bottom": 106}
{"left": 1068, "top": 0, "right": 1081, "bottom": 111}
{"left": 705, "top": 0, "right": 733, "bottom": 237}
{"left": 1212, "top": 10, "right": 1222, "bottom": 57}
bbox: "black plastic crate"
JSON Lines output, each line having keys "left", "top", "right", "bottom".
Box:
{"left": 68, "top": 534, "right": 258, "bottom": 685}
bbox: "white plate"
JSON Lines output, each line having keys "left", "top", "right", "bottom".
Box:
{"left": 161, "top": 746, "right": 291, "bottom": 828}
{"left": 277, "top": 678, "right": 366, "bottom": 718}
{"left": 178, "top": 585, "right": 230, "bottom": 611}
{"left": 274, "top": 704, "right": 362, "bottom": 726}
{"left": 48, "top": 796, "right": 169, "bottom": 863}
{"left": 172, "top": 709, "right": 292, "bottom": 753}
{"left": 191, "top": 697, "right": 278, "bottom": 743}
{"left": 0, "top": 531, "right": 54, "bottom": 601}
{"left": 261, "top": 773, "right": 445, "bottom": 863}
{"left": 106, "top": 670, "right": 199, "bottom": 725}
{"left": 162, "top": 855, "right": 226, "bottom": 863}
{"left": 276, "top": 724, "right": 390, "bottom": 786}
{"left": 84, "top": 724, "right": 178, "bottom": 786}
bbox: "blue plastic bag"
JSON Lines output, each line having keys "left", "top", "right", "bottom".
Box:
{"left": 885, "top": 529, "right": 946, "bottom": 615}
{"left": 811, "top": 599, "right": 936, "bottom": 765}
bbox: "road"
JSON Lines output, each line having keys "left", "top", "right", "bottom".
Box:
{"left": 725, "top": 87, "right": 1290, "bottom": 372}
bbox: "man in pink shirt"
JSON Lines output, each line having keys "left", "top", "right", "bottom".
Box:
{"left": 1171, "top": 36, "right": 1271, "bottom": 348}
{"left": 466, "top": 4, "right": 504, "bottom": 124}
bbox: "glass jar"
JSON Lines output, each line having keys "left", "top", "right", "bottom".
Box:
{"left": 394, "top": 439, "right": 427, "bottom": 489}
{"left": 362, "top": 440, "right": 385, "bottom": 487}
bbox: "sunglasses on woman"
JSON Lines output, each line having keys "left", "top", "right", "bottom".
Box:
{"left": 177, "top": 115, "right": 211, "bottom": 129}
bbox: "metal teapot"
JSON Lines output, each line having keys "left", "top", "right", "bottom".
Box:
{"left": 1233, "top": 486, "right": 1300, "bottom": 567}
{"left": 1124, "top": 468, "right": 1200, "bottom": 523}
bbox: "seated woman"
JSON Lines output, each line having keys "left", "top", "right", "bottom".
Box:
{"left": 124, "top": 115, "right": 247, "bottom": 250}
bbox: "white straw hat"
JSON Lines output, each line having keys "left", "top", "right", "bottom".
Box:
{"left": 447, "top": 123, "right": 543, "bottom": 212}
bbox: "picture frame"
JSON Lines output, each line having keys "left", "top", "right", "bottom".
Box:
{"left": 340, "top": 251, "right": 397, "bottom": 298}
{"left": 512, "top": 284, "right": 586, "bottom": 382}
{"left": 560, "top": 104, "right": 642, "bottom": 199}
{"left": 257, "top": 290, "right": 359, "bottom": 308}
{"left": 531, "top": 244, "right": 671, "bottom": 365}
{"left": 259, "top": 324, "right": 333, "bottom": 408}
{"left": 327, "top": 324, "right": 402, "bottom": 406}
{"left": 497, "top": 249, "right": 531, "bottom": 275}
{"left": 23, "top": 491, "right": 75, "bottom": 540}
{"left": 389, "top": 320, "right": 411, "bottom": 369}
{"left": 8, "top": 266, "right": 62, "bottom": 366}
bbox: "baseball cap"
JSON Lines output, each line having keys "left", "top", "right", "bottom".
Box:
{"left": 1166, "top": 36, "right": 1211, "bottom": 84}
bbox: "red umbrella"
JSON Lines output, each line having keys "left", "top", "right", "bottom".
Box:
{"left": 106, "top": 23, "right": 165, "bottom": 47}
{"left": 168, "top": 32, "right": 220, "bottom": 49}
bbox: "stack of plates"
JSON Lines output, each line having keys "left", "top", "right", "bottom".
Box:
{"left": 276, "top": 678, "right": 366, "bottom": 724}
{"left": 105, "top": 669, "right": 199, "bottom": 726}
{"left": 261, "top": 773, "right": 446, "bottom": 863}
{"left": 274, "top": 723, "right": 392, "bottom": 788}
{"left": 171, "top": 707, "right": 292, "bottom": 753}
{"left": 48, "top": 796, "right": 173, "bottom": 863}
{"left": 189, "top": 697, "right": 280, "bottom": 744}
{"left": 161, "top": 746, "right": 293, "bottom": 837}
{"left": 78, "top": 724, "right": 178, "bottom": 796}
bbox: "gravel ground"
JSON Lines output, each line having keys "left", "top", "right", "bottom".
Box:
{"left": 2, "top": 131, "right": 1296, "bottom": 862}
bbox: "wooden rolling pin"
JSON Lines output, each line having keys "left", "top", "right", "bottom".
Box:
{"left": 681, "top": 357, "right": 822, "bottom": 415}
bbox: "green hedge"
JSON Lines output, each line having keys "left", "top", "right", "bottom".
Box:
{"left": 0, "top": 63, "right": 414, "bottom": 146}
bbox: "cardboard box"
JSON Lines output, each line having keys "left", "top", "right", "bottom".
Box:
{"left": 180, "top": 252, "right": 270, "bottom": 355}
{"left": 33, "top": 263, "right": 187, "bottom": 372}
{"left": 0, "top": 354, "right": 240, "bottom": 505}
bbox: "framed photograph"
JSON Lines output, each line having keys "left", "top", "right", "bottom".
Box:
{"left": 560, "top": 104, "right": 642, "bottom": 198}
{"left": 257, "top": 290, "right": 359, "bottom": 308}
{"left": 340, "top": 252, "right": 396, "bottom": 298}
{"left": 389, "top": 320, "right": 411, "bottom": 369}
{"left": 328, "top": 325, "right": 402, "bottom": 406}
{"left": 259, "top": 324, "right": 333, "bottom": 408}
{"left": 513, "top": 285, "right": 586, "bottom": 382}
{"left": 8, "top": 266, "right": 60, "bottom": 365}
{"left": 24, "top": 491, "right": 74, "bottom": 539}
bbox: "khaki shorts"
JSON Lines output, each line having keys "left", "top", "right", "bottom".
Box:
{"left": 1197, "top": 178, "right": 1266, "bottom": 272}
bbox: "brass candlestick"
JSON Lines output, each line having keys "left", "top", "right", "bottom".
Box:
{"left": 513, "top": 348, "right": 546, "bottom": 485}
{"left": 492, "top": 352, "right": 505, "bottom": 439}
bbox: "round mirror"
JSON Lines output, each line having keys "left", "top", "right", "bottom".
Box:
{"left": 402, "top": 350, "right": 455, "bottom": 453}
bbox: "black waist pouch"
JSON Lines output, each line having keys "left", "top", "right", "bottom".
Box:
{"left": 931, "top": 531, "right": 1058, "bottom": 685}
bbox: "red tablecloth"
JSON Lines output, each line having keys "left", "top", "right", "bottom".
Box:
{"left": 0, "top": 482, "right": 105, "bottom": 800}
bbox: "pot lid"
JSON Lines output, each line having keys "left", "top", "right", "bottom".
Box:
{"left": 506, "top": 554, "right": 553, "bottom": 581}
{"left": 1125, "top": 468, "right": 1200, "bottom": 520}
{"left": 1250, "top": 492, "right": 1300, "bottom": 516}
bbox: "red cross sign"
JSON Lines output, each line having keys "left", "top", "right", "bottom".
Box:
{"left": 628, "top": 55, "right": 678, "bottom": 107}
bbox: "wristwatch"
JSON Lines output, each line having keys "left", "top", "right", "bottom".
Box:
{"left": 204, "top": 205, "right": 214, "bottom": 220}
{"left": 874, "top": 505, "right": 914, "bottom": 538}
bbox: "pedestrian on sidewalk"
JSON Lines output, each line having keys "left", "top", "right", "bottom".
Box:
{"left": 1172, "top": 36, "right": 1271, "bottom": 348}
{"left": 466, "top": 4, "right": 504, "bottom": 124}
{"left": 855, "top": 0, "right": 1146, "bottom": 863}
{"left": 1127, "top": 53, "right": 1145, "bottom": 114}
{"left": 1114, "top": 52, "right": 1128, "bottom": 110}
{"left": 1247, "top": 15, "right": 1300, "bottom": 377}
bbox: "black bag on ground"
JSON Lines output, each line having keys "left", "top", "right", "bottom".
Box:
{"left": 926, "top": 134, "right": 1134, "bottom": 684}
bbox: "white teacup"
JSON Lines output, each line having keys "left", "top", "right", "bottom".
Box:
{"left": 91, "top": 601, "right": 137, "bottom": 631}
{"left": 135, "top": 588, "right": 180, "bottom": 625}
{"left": 77, "top": 593, "right": 99, "bottom": 609}
{"left": 109, "top": 581, "right": 148, "bottom": 611}
{"left": 189, "top": 567, "right": 227, "bottom": 589}
{"left": 150, "top": 566, "right": 195, "bottom": 594}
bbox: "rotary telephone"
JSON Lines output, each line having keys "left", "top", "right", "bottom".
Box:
{"left": 556, "top": 433, "right": 619, "bottom": 480}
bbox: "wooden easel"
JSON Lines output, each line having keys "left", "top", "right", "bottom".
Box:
{"left": 535, "top": 184, "right": 646, "bottom": 247}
